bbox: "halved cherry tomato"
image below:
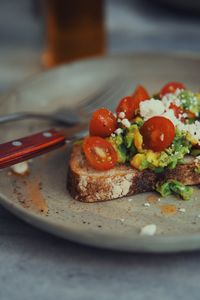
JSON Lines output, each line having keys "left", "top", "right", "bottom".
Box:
{"left": 83, "top": 136, "right": 117, "bottom": 171}
{"left": 89, "top": 108, "right": 117, "bottom": 138}
{"left": 116, "top": 85, "right": 149, "bottom": 120}
{"left": 160, "top": 82, "right": 185, "bottom": 98}
{"left": 140, "top": 116, "right": 175, "bottom": 152}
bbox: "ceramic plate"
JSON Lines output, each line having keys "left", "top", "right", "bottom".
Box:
{"left": 1, "top": 53, "right": 200, "bottom": 253}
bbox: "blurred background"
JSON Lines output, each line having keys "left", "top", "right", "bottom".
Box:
{"left": 0, "top": 0, "right": 200, "bottom": 92}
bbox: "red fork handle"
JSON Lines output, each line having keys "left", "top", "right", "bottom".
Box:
{"left": 0, "top": 128, "right": 66, "bottom": 169}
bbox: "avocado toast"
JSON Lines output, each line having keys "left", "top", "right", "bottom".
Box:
{"left": 67, "top": 82, "right": 200, "bottom": 202}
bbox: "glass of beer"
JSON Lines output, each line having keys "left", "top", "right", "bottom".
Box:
{"left": 42, "top": 0, "right": 105, "bottom": 67}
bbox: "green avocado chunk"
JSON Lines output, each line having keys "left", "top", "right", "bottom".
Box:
{"left": 107, "top": 134, "right": 127, "bottom": 163}
{"left": 159, "top": 129, "right": 192, "bottom": 169}
{"left": 179, "top": 90, "right": 200, "bottom": 116}
{"left": 156, "top": 180, "right": 193, "bottom": 201}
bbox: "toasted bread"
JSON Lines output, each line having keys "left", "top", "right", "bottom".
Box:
{"left": 67, "top": 145, "right": 200, "bottom": 202}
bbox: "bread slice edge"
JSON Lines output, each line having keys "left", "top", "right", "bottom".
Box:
{"left": 67, "top": 145, "right": 200, "bottom": 202}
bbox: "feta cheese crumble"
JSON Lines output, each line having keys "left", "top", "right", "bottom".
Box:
{"left": 114, "top": 128, "right": 123, "bottom": 135}
{"left": 140, "top": 224, "right": 157, "bottom": 236}
{"left": 121, "top": 118, "right": 131, "bottom": 128}
{"left": 179, "top": 208, "right": 186, "bottom": 213}
{"left": 140, "top": 99, "right": 165, "bottom": 120}
{"left": 178, "top": 120, "right": 200, "bottom": 145}
{"left": 11, "top": 161, "right": 29, "bottom": 175}
{"left": 162, "top": 92, "right": 180, "bottom": 108}
{"left": 162, "top": 109, "right": 180, "bottom": 126}
{"left": 118, "top": 111, "right": 125, "bottom": 119}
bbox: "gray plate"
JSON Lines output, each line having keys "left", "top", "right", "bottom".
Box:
{"left": 1, "top": 53, "right": 200, "bottom": 253}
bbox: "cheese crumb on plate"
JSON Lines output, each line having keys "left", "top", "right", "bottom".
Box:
{"left": 140, "top": 224, "right": 157, "bottom": 236}
{"left": 11, "top": 161, "right": 29, "bottom": 175}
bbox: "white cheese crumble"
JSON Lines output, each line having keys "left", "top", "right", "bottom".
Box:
{"left": 162, "top": 93, "right": 180, "bottom": 108}
{"left": 140, "top": 98, "right": 165, "bottom": 120}
{"left": 162, "top": 109, "right": 180, "bottom": 126}
{"left": 179, "top": 208, "right": 186, "bottom": 213}
{"left": 140, "top": 224, "right": 157, "bottom": 236}
{"left": 175, "top": 88, "right": 184, "bottom": 96}
{"left": 144, "top": 202, "right": 150, "bottom": 207}
{"left": 11, "top": 161, "right": 29, "bottom": 175}
{"left": 121, "top": 118, "right": 131, "bottom": 128}
{"left": 114, "top": 128, "right": 123, "bottom": 135}
{"left": 118, "top": 111, "right": 125, "bottom": 119}
{"left": 178, "top": 120, "right": 200, "bottom": 145}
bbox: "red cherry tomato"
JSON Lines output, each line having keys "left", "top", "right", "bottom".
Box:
{"left": 169, "top": 103, "right": 183, "bottom": 118}
{"left": 116, "top": 85, "right": 149, "bottom": 120}
{"left": 89, "top": 108, "right": 117, "bottom": 138}
{"left": 131, "top": 85, "right": 149, "bottom": 105}
{"left": 83, "top": 136, "right": 117, "bottom": 171}
{"left": 169, "top": 103, "right": 184, "bottom": 122}
{"left": 160, "top": 82, "right": 185, "bottom": 98}
{"left": 140, "top": 116, "right": 175, "bottom": 152}
{"left": 116, "top": 96, "right": 134, "bottom": 120}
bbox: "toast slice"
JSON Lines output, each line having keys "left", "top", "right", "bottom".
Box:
{"left": 67, "top": 145, "right": 200, "bottom": 202}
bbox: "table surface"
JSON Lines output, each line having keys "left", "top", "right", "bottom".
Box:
{"left": 1, "top": 0, "right": 200, "bottom": 299}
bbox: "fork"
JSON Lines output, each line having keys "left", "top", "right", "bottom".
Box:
{"left": 0, "top": 76, "right": 134, "bottom": 126}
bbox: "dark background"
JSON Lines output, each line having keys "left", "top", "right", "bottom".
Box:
{"left": 0, "top": 0, "right": 200, "bottom": 90}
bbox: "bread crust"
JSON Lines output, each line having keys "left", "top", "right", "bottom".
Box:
{"left": 67, "top": 145, "right": 200, "bottom": 202}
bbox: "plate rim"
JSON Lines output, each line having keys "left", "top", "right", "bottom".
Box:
{"left": 3, "top": 50, "right": 200, "bottom": 100}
